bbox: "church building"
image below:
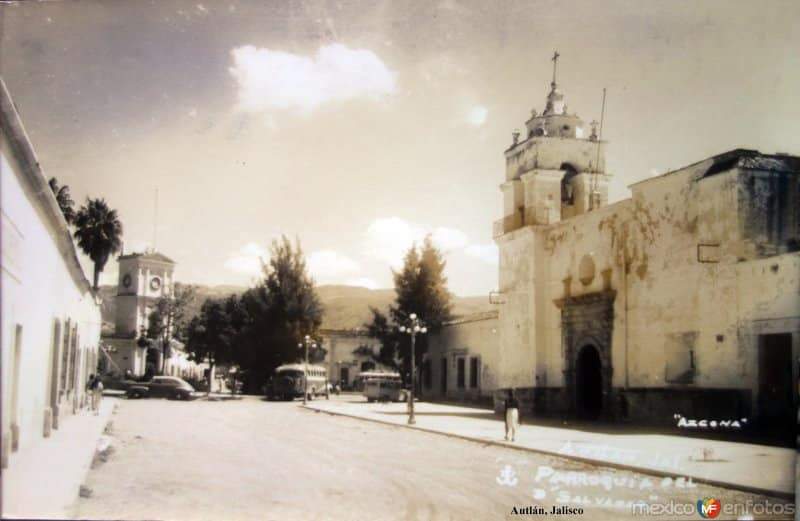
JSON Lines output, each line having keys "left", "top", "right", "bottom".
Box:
{"left": 432, "top": 55, "right": 799, "bottom": 436}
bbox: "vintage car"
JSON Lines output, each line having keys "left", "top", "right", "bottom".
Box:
{"left": 126, "top": 376, "right": 200, "bottom": 400}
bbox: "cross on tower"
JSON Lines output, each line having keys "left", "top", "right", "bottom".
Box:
{"left": 551, "top": 50, "right": 560, "bottom": 86}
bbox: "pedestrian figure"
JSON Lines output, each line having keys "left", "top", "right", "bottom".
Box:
{"left": 86, "top": 374, "right": 103, "bottom": 415}
{"left": 504, "top": 388, "right": 520, "bottom": 442}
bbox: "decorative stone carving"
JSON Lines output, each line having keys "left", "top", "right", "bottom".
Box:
{"left": 578, "top": 254, "right": 596, "bottom": 286}
{"left": 559, "top": 291, "right": 616, "bottom": 417}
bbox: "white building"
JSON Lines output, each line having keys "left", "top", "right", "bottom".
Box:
{"left": 491, "top": 57, "right": 799, "bottom": 434}
{"left": 102, "top": 251, "right": 204, "bottom": 380}
{"left": 423, "top": 311, "right": 498, "bottom": 407}
{"left": 433, "top": 57, "right": 799, "bottom": 440}
{"left": 321, "top": 329, "right": 379, "bottom": 388}
{"left": 1, "top": 79, "right": 102, "bottom": 468}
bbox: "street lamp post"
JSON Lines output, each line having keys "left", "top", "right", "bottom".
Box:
{"left": 399, "top": 313, "right": 427, "bottom": 425}
{"left": 298, "top": 335, "right": 317, "bottom": 405}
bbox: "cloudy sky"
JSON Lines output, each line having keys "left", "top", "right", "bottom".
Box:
{"left": 2, "top": 0, "right": 798, "bottom": 295}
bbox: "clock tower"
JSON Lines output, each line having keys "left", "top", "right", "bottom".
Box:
{"left": 114, "top": 251, "right": 176, "bottom": 338}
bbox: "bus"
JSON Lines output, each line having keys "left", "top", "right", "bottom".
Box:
{"left": 361, "top": 371, "right": 406, "bottom": 402}
{"left": 267, "top": 364, "right": 329, "bottom": 401}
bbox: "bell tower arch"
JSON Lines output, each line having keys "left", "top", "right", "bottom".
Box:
{"left": 495, "top": 52, "right": 612, "bottom": 236}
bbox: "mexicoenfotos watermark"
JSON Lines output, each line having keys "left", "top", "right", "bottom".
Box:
{"left": 631, "top": 498, "right": 795, "bottom": 518}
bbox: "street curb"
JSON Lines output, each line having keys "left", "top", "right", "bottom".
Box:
{"left": 302, "top": 404, "right": 795, "bottom": 501}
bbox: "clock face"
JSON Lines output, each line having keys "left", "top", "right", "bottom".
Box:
{"left": 150, "top": 277, "right": 162, "bottom": 291}
{"left": 122, "top": 273, "right": 132, "bottom": 288}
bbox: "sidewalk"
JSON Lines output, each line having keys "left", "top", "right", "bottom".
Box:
{"left": 304, "top": 397, "right": 795, "bottom": 499}
{"left": 1, "top": 398, "right": 116, "bottom": 519}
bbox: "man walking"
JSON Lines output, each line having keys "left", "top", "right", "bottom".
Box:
{"left": 86, "top": 374, "right": 103, "bottom": 415}
{"left": 504, "top": 388, "right": 520, "bottom": 442}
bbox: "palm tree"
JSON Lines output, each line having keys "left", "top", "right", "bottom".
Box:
{"left": 48, "top": 177, "right": 76, "bottom": 224}
{"left": 73, "top": 198, "right": 123, "bottom": 290}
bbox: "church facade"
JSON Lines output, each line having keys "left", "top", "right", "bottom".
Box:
{"left": 488, "top": 57, "right": 799, "bottom": 432}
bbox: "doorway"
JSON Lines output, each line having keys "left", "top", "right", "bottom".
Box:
{"left": 576, "top": 344, "right": 603, "bottom": 419}
{"left": 440, "top": 357, "right": 447, "bottom": 395}
{"left": 10, "top": 325, "right": 23, "bottom": 451}
{"left": 340, "top": 367, "right": 349, "bottom": 386}
{"left": 758, "top": 334, "right": 793, "bottom": 435}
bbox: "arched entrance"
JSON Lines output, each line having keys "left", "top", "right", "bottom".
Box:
{"left": 576, "top": 345, "right": 603, "bottom": 419}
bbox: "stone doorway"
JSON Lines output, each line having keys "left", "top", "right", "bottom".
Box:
{"left": 559, "top": 290, "right": 615, "bottom": 419}
{"left": 576, "top": 345, "right": 603, "bottom": 419}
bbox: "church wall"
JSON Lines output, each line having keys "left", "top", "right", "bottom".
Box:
{"left": 495, "top": 155, "right": 798, "bottom": 425}
{"left": 734, "top": 253, "right": 800, "bottom": 421}
{"left": 505, "top": 137, "right": 607, "bottom": 182}
{"left": 496, "top": 227, "right": 537, "bottom": 390}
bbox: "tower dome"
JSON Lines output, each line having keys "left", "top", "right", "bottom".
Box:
{"left": 523, "top": 51, "right": 585, "bottom": 139}
{"left": 544, "top": 85, "right": 565, "bottom": 116}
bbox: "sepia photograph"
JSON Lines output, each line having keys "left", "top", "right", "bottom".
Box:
{"left": 0, "top": 1, "right": 798, "bottom": 520}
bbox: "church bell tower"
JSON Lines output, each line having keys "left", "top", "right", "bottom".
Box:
{"left": 495, "top": 52, "right": 611, "bottom": 237}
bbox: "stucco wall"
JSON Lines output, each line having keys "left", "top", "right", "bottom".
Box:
{"left": 322, "top": 332, "right": 377, "bottom": 387}
{"left": 495, "top": 152, "right": 799, "bottom": 422}
{"left": 1, "top": 145, "right": 101, "bottom": 464}
{"left": 425, "top": 313, "right": 499, "bottom": 403}
{"left": 505, "top": 137, "right": 607, "bottom": 181}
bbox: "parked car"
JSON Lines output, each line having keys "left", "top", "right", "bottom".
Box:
{"left": 126, "top": 376, "right": 199, "bottom": 400}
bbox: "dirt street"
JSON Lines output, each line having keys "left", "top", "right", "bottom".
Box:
{"left": 72, "top": 396, "right": 791, "bottom": 521}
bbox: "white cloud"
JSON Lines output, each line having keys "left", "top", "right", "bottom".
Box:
{"left": 464, "top": 243, "right": 499, "bottom": 265}
{"left": 224, "top": 242, "right": 267, "bottom": 276}
{"left": 229, "top": 43, "right": 396, "bottom": 114}
{"left": 466, "top": 105, "right": 488, "bottom": 127}
{"left": 431, "top": 227, "right": 469, "bottom": 251}
{"left": 188, "top": 108, "right": 198, "bottom": 118}
{"left": 196, "top": 4, "right": 208, "bottom": 14}
{"left": 363, "top": 217, "right": 486, "bottom": 267}
{"left": 307, "top": 249, "right": 360, "bottom": 283}
{"left": 363, "top": 217, "right": 424, "bottom": 268}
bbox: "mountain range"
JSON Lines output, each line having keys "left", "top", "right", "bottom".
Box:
{"left": 98, "top": 284, "right": 493, "bottom": 333}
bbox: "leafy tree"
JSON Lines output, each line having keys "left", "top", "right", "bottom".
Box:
{"left": 147, "top": 284, "right": 196, "bottom": 374}
{"left": 185, "top": 295, "right": 239, "bottom": 394}
{"left": 366, "top": 235, "right": 453, "bottom": 380}
{"left": 364, "top": 307, "right": 400, "bottom": 368}
{"left": 48, "top": 177, "right": 76, "bottom": 224}
{"left": 236, "top": 236, "right": 324, "bottom": 392}
{"left": 73, "top": 198, "right": 123, "bottom": 289}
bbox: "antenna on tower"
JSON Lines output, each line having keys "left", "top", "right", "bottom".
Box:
{"left": 590, "top": 88, "right": 607, "bottom": 210}
{"left": 152, "top": 188, "right": 159, "bottom": 252}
